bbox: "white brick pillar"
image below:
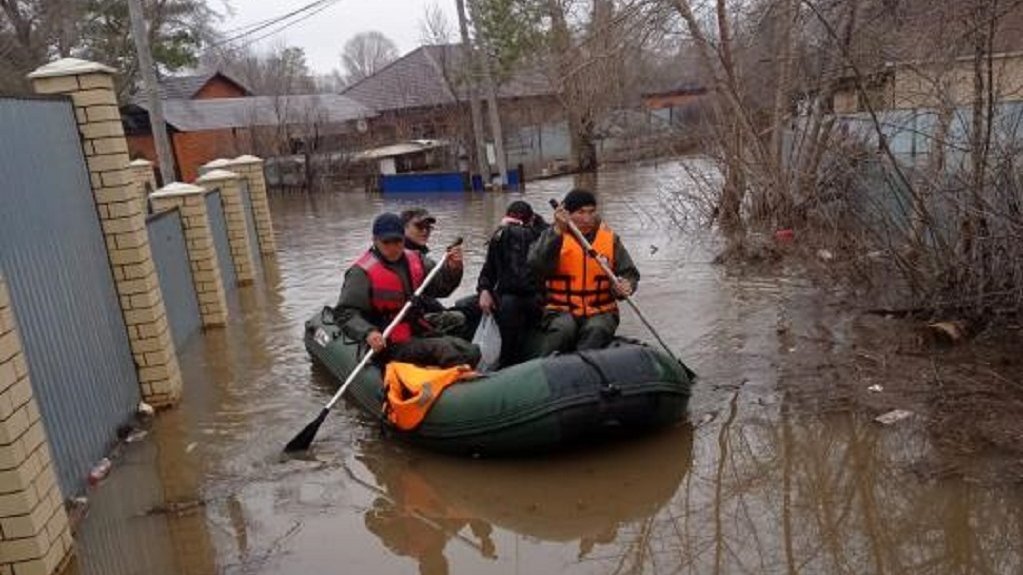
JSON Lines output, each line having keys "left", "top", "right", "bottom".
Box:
{"left": 194, "top": 170, "right": 256, "bottom": 286}
{"left": 128, "top": 159, "right": 157, "bottom": 212}
{"left": 0, "top": 275, "right": 72, "bottom": 575}
{"left": 226, "top": 155, "right": 277, "bottom": 256}
{"left": 29, "top": 58, "right": 182, "bottom": 407}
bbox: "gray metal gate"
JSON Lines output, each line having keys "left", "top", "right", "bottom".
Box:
{"left": 205, "top": 190, "right": 236, "bottom": 290}
{"left": 0, "top": 97, "right": 140, "bottom": 496}
{"left": 238, "top": 180, "right": 262, "bottom": 276}
{"left": 146, "top": 209, "right": 201, "bottom": 349}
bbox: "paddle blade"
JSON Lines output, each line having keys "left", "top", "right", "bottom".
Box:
{"left": 284, "top": 407, "right": 330, "bottom": 453}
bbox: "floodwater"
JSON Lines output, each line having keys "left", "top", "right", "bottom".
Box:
{"left": 62, "top": 162, "right": 1023, "bottom": 574}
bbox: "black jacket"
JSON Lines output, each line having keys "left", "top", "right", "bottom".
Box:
{"left": 477, "top": 218, "right": 546, "bottom": 296}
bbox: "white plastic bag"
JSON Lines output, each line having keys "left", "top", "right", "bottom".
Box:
{"left": 471, "top": 315, "right": 502, "bottom": 372}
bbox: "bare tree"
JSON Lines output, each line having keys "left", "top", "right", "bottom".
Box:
{"left": 341, "top": 31, "right": 398, "bottom": 85}
{"left": 419, "top": 1, "right": 454, "bottom": 45}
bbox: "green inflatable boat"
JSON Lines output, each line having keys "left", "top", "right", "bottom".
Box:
{"left": 304, "top": 308, "right": 694, "bottom": 456}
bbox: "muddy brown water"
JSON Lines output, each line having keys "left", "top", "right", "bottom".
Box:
{"left": 61, "top": 162, "right": 1023, "bottom": 574}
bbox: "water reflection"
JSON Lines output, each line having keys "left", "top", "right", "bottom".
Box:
{"left": 61, "top": 163, "right": 1023, "bottom": 575}
{"left": 355, "top": 424, "right": 693, "bottom": 574}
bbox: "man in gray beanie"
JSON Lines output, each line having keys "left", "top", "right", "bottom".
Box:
{"left": 527, "top": 189, "right": 639, "bottom": 354}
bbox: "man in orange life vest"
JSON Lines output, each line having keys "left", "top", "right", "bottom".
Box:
{"left": 528, "top": 189, "right": 639, "bottom": 354}
{"left": 334, "top": 213, "right": 481, "bottom": 368}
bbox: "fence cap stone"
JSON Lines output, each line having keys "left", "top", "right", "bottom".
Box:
{"left": 196, "top": 169, "right": 240, "bottom": 183}
{"left": 229, "top": 155, "right": 263, "bottom": 165}
{"left": 151, "top": 182, "right": 205, "bottom": 198}
{"left": 129, "top": 159, "right": 154, "bottom": 167}
{"left": 201, "top": 158, "right": 233, "bottom": 169}
{"left": 28, "top": 58, "right": 115, "bottom": 79}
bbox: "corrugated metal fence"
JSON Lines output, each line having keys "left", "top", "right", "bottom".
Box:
{"left": 239, "top": 181, "right": 262, "bottom": 275}
{"left": 0, "top": 97, "right": 140, "bottom": 496}
{"left": 205, "top": 190, "right": 237, "bottom": 292}
{"left": 146, "top": 209, "right": 201, "bottom": 349}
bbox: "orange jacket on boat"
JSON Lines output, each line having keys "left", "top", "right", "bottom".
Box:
{"left": 545, "top": 224, "right": 618, "bottom": 317}
{"left": 384, "top": 362, "right": 476, "bottom": 430}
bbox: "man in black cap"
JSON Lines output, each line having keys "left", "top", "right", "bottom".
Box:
{"left": 334, "top": 212, "right": 479, "bottom": 367}
{"left": 399, "top": 208, "right": 467, "bottom": 335}
{"left": 528, "top": 189, "right": 639, "bottom": 354}
{"left": 475, "top": 200, "right": 548, "bottom": 367}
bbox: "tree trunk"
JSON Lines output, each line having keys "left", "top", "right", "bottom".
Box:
{"left": 455, "top": 0, "right": 490, "bottom": 183}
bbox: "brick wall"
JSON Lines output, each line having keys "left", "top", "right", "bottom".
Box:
{"left": 171, "top": 130, "right": 239, "bottom": 182}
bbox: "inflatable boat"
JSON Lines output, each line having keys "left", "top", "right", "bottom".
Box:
{"left": 304, "top": 308, "right": 694, "bottom": 456}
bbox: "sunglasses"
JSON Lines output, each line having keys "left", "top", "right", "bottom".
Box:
{"left": 413, "top": 220, "right": 434, "bottom": 232}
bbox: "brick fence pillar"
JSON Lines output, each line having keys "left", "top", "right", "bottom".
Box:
{"left": 29, "top": 58, "right": 182, "bottom": 407}
{"left": 128, "top": 159, "right": 157, "bottom": 213}
{"left": 0, "top": 275, "right": 72, "bottom": 575}
{"left": 227, "top": 156, "right": 277, "bottom": 256}
{"left": 150, "top": 184, "right": 229, "bottom": 328}
{"left": 194, "top": 170, "right": 256, "bottom": 286}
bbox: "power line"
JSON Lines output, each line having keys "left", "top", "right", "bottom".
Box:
{"left": 231, "top": 0, "right": 342, "bottom": 52}
{"left": 205, "top": 0, "right": 339, "bottom": 51}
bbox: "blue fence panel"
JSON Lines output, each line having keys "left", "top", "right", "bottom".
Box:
{"left": 238, "top": 181, "right": 262, "bottom": 276}
{"left": 205, "top": 190, "right": 237, "bottom": 291}
{"left": 381, "top": 172, "right": 468, "bottom": 193}
{"left": 146, "top": 209, "right": 201, "bottom": 349}
{"left": 0, "top": 96, "right": 140, "bottom": 496}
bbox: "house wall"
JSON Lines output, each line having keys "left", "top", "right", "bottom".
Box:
{"left": 832, "top": 53, "right": 1023, "bottom": 112}
{"left": 893, "top": 56, "right": 1023, "bottom": 108}
{"left": 192, "top": 77, "right": 248, "bottom": 100}
{"left": 642, "top": 93, "right": 705, "bottom": 110}
{"left": 172, "top": 130, "right": 239, "bottom": 182}
{"left": 126, "top": 130, "right": 241, "bottom": 183}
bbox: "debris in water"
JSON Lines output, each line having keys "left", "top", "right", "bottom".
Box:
{"left": 928, "top": 321, "right": 967, "bottom": 343}
{"left": 87, "top": 457, "right": 112, "bottom": 485}
{"left": 146, "top": 499, "right": 205, "bottom": 516}
{"left": 185, "top": 442, "right": 198, "bottom": 453}
{"left": 867, "top": 384, "right": 884, "bottom": 393}
{"left": 817, "top": 249, "right": 834, "bottom": 261}
{"left": 125, "top": 429, "right": 148, "bottom": 443}
{"left": 137, "top": 401, "right": 155, "bottom": 417}
{"left": 875, "top": 409, "right": 913, "bottom": 425}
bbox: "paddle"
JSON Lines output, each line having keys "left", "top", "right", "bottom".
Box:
{"left": 548, "top": 199, "right": 688, "bottom": 370}
{"left": 284, "top": 237, "right": 464, "bottom": 453}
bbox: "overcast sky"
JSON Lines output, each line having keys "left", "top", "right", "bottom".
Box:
{"left": 217, "top": 0, "right": 458, "bottom": 75}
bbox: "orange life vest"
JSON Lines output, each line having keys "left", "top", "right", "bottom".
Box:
{"left": 545, "top": 224, "right": 618, "bottom": 317}
{"left": 354, "top": 249, "right": 425, "bottom": 344}
{"left": 383, "top": 362, "right": 476, "bottom": 430}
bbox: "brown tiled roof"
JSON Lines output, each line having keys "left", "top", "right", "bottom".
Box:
{"left": 341, "top": 44, "right": 554, "bottom": 112}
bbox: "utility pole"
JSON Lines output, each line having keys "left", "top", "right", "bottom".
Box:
{"left": 455, "top": 0, "right": 490, "bottom": 186}
{"left": 470, "top": 8, "right": 508, "bottom": 189}
{"left": 128, "top": 0, "right": 177, "bottom": 184}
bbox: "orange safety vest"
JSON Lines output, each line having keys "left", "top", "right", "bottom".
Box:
{"left": 383, "top": 362, "right": 476, "bottom": 431}
{"left": 354, "top": 249, "right": 425, "bottom": 344}
{"left": 545, "top": 224, "right": 618, "bottom": 317}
